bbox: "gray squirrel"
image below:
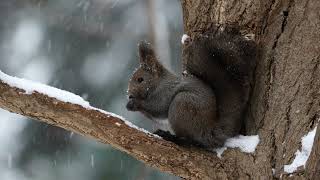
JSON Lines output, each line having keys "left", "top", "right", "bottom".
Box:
{"left": 126, "top": 28, "right": 256, "bottom": 149}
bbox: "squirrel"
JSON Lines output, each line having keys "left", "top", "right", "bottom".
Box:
{"left": 126, "top": 27, "right": 256, "bottom": 149}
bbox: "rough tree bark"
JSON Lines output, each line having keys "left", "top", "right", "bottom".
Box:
{"left": 181, "top": 0, "right": 320, "bottom": 178}
{"left": 0, "top": 0, "right": 319, "bottom": 179}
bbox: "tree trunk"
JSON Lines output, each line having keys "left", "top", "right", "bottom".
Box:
{"left": 181, "top": 0, "right": 320, "bottom": 178}
{"left": 0, "top": 0, "right": 319, "bottom": 179}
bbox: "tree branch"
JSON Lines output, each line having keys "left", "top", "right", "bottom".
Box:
{"left": 0, "top": 77, "right": 258, "bottom": 179}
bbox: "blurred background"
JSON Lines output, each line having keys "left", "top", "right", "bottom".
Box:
{"left": 0, "top": 0, "right": 183, "bottom": 179}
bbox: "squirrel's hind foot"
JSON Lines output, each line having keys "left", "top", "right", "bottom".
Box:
{"left": 153, "top": 129, "right": 205, "bottom": 149}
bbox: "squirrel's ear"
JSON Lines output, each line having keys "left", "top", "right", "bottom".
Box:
{"left": 138, "top": 41, "right": 163, "bottom": 75}
{"left": 138, "top": 41, "right": 156, "bottom": 63}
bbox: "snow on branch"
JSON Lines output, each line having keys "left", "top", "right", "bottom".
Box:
{"left": 0, "top": 70, "right": 258, "bottom": 179}
{"left": 0, "top": 70, "right": 154, "bottom": 136}
{"left": 0, "top": 71, "right": 91, "bottom": 108}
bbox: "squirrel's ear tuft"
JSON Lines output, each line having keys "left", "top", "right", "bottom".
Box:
{"left": 138, "top": 41, "right": 163, "bottom": 75}
{"left": 138, "top": 41, "right": 156, "bottom": 64}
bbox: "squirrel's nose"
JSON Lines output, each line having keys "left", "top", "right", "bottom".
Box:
{"left": 126, "top": 99, "right": 135, "bottom": 111}
{"left": 128, "top": 95, "right": 134, "bottom": 99}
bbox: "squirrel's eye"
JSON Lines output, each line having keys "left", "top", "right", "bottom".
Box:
{"left": 137, "top": 77, "right": 144, "bottom": 83}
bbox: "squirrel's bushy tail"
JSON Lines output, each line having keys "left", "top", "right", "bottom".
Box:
{"left": 183, "top": 27, "right": 257, "bottom": 138}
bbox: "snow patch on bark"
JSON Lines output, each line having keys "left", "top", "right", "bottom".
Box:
{"left": 284, "top": 126, "right": 317, "bottom": 173}
{"left": 215, "top": 135, "right": 260, "bottom": 158}
{"left": 181, "top": 34, "right": 190, "bottom": 44}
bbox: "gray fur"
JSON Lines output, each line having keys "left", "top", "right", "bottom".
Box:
{"left": 127, "top": 31, "right": 256, "bottom": 149}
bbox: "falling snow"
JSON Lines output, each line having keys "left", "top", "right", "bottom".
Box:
{"left": 90, "top": 154, "right": 95, "bottom": 168}
{"left": 7, "top": 153, "right": 12, "bottom": 168}
{"left": 69, "top": 132, "right": 74, "bottom": 139}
